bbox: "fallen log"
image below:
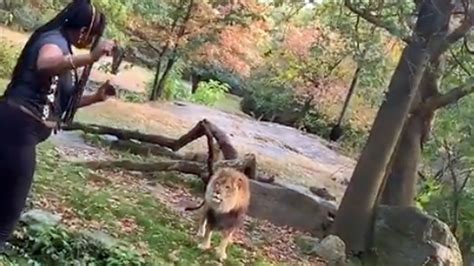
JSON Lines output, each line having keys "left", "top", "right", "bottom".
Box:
{"left": 64, "top": 119, "right": 274, "bottom": 183}
{"left": 82, "top": 159, "right": 204, "bottom": 176}
{"left": 63, "top": 122, "right": 176, "bottom": 148}
{"left": 62, "top": 119, "right": 237, "bottom": 158}
{"left": 79, "top": 153, "right": 273, "bottom": 183}
{"left": 108, "top": 140, "right": 184, "bottom": 160}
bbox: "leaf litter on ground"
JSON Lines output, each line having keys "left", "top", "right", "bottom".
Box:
{"left": 35, "top": 138, "right": 327, "bottom": 265}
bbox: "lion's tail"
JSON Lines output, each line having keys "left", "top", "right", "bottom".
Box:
{"left": 184, "top": 200, "right": 205, "bottom": 211}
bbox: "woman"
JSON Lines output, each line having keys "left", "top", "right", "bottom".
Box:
{"left": 0, "top": 0, "right": 116, "bottom": 248}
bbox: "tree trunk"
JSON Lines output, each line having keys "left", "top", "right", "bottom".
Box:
{"left": 152, "top": 57, "right": 177, "bottom": 100}
{"left": 381, "top": 57, "right": 444, "bottom": 206}
{"left": 380, "top": 113, "right": 426, "bottom": 205}
{"left": 333, "top": 0, "right": 454, "bottom": 253}
{"left": 191, "top": 73, "right": 201, "bottom": 94}
{"left": 150, "top": 0, "right": 193, "bottom": 100}
{"left": 149, "top": 61, "right": 162, "bottom": 101}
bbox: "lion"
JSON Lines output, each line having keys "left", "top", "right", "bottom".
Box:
{"left": 195, "top": 167, "right": 251, "bottom": 261}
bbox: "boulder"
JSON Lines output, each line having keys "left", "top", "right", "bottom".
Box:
{"left": 373, "top": 205, "right": 463, "bottom": 266}
{"left": 310, "top": 186, "right": 337, "bottom": 201}
{"left": 248, "top": 180, "right": 336, "bottom": 237}
{"left": 295, "top": 235, "right": 320, "bottom": 254}
{"left": 81, "top": 230, "right": 118, "bottom": 249}
{"left": 311, "top": 235, "right": 347, "bottom": 266}
{"left": 20, "top": 209, "right": 61, "bottom": 227}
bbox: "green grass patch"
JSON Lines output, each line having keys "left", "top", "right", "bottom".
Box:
{"left": 0, "top": 142, "right": 272, "bottom": 265}
{"left": 213, "top": 93, "right": 244, "bottom": 115}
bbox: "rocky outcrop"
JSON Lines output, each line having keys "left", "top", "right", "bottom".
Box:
{"left": 248, "top": 181, "right": 336, "bottom": 237}
{"left": 373, "top": 205, "right": 463, "bottom": 266}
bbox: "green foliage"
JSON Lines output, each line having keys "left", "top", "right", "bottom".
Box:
{"left": 191, "top": 79, "right": 230, "bottom": 106}
{"left": 118, "top": 90, "right": 147, "bottom": 103}
{"left": 240, "top": 71, "right": 296, "bottom": 121}
{"left": 416, "top": 8, "right": 474, "bottom": 260}
{"left": 11, "top": 5, "right": 46, "bottom": 30}
{"left": 188, "top": 65, "right": 246, "bottom": 96}
{"left": 418, "top": 95, "right": 474, "bottom": 257}
{"left": 0, "top": 37, "right": 19, "bottom": 79}
{"left": 3, "top": 223, "right": 144, "bottom": 265}
{"left": 93, "top": 0, "right": 131, "bottom": 42}
{"left": 161, "top": 60, "right": 192, "bottom": 101}
{"left": 240, "top": 68, "right": 368, "bottom": 155}
{"left": 415, "top": 177, "right": 442, "bottom": 209}
{"left": 315, "top": 1, "right": 396, "bottom": 106}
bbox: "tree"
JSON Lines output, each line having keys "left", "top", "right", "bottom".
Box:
{"left": 315, "top": 1, "right": 397, "bottom": 140}
{"left": 419, "top": 94, "right": 474, "bottom": 261}
{"left": 333, "top": 0, "right": 464, "bottom": 253}
{"left": 127, "top": 0, "right": 265, "bottom": 100}
{"left": 192, "top": 20, "right": 269, "bottom": 78}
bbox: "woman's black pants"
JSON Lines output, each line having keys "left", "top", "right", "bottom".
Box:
{"left": 0, "top": 101, "right": 49, "bottom": 250}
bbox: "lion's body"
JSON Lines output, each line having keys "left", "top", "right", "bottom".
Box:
{"left": 196, "top": 167, "right": 250, "bottom": 261}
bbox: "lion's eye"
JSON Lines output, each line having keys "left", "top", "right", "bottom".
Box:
{"left": 225, "top": 185, "right": 230, "bottom": 190}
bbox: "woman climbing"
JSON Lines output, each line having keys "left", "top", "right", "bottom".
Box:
{"left": 0, "top": 0, "right": 116, "bottom": 249}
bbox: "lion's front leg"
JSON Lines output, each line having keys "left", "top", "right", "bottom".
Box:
{"left": 198, "top": 224, "right": 212, "bottom": 250}
{"left": 197, "top": 214, "right": 207, "bottom": 238}
{"left": 215, "top": 229, "right": 233, "bottom": 261}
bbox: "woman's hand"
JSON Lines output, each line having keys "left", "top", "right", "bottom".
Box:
{"left": 95, "top": 80, "right": 117, "bottom": 102}
{"left": 77, "top": 81, "right": 116, "bottom": 108}
{"left": 90, "top": 39, "right": 116, "bottom": 62}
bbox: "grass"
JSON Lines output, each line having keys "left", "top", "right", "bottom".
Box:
{"left": 0, "top": 141, "right": 272, "bottom": 265}
{"left": 213, "top": 93, "right": 245, "bottom": 116}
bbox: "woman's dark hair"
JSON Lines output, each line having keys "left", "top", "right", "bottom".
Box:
{"left": 9, "top": 0, "right": 106, "bottom": 83}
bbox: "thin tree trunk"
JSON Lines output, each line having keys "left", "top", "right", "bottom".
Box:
{"left": 337, "top": 65, "right": 361, "bottom": 125}
{"left": 149, "top": 0, "right": 193, "bottom": 100}
{"left": 154, "top": 57, "right": 177, "bottom": 99}
{"left": 333, "top": 0, "right": 454, "bottom": 253}
{"left": 149, "top": 61, "right": 162, "bottom": 101}
{"left": 191, "top": 73, "right": 201, "bottom": 93}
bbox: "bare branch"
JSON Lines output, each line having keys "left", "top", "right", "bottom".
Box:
{"left": 125, "top": 27, "right": 164, "bottom": 55}
{"left": 418, "top": 77, "right": 474, "bottom": 112}
{"left": 344, "top": 0, "right": 411, "bottom": 43}
{"left": 459, "top": 170, "right": 473, "bottom": 192}
{"left": 463, "top": 34, "right": 474, "bottom": 54}
{"left": 449, "top": 49, "right": 472, "bottom": 75}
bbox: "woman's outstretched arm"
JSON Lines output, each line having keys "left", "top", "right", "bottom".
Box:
{"left": 77, "top": 81, "right": 116, "bottom": 108}
{"left": 36, "top": 40, "right": 115, "bottom": 76}
{"left": 36, "top": 44, "right": 94, "bottom": 75}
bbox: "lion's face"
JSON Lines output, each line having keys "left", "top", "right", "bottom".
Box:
{"left": 205, "top": 169, "right": 248, "bottom": 213}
